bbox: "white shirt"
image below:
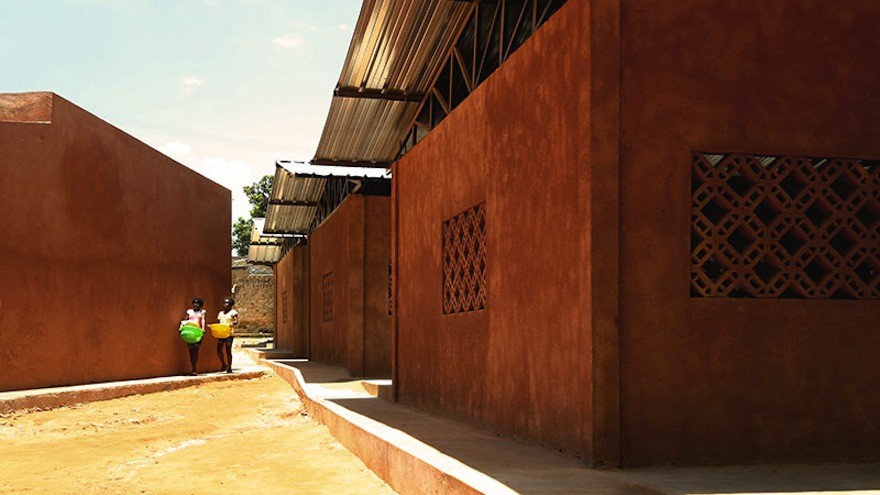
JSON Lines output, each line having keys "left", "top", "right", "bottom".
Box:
{"left": 218, "top": 309, "right": 239, "bottom": 326}
{"left": 186, "top": 309, "right": 206, "bottom": 330}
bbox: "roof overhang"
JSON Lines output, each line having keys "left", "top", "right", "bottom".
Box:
{"left": 264, "top": 166, "right": 327, "bottom": 235}
{"left": 312, "top": 0, "right": 474, "bottom": 167}
{"left": 247, "top": 218, "right": 294, "bottom": 265}
{"left": 264, "top": 162, "right": 391, "bottom": 237}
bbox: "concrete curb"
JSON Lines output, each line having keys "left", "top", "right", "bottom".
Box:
{"left": 0, "top": 369, "right": 267, "bottom": 415}
{"left": 245, "top": 348, "right": 518, "bottom": 495}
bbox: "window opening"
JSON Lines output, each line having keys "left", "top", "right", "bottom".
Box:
{"left": 691, "top": 152, "right": 880, "bottom": 299}
{"left": 442, "top": 203, "right": 488, "bottom": 314}
{"left": 322, "top": 271, "right": 335, "bottom": 321}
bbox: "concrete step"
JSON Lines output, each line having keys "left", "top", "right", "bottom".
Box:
{"left": 361, "top": 379, "right": 393, "bottom": 401}
{"left": 246, "top": 348, "right": 295, "bottom": 360}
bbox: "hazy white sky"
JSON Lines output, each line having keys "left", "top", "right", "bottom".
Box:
{"left": 0, "top": 0, "right": 362, "bottom": 220}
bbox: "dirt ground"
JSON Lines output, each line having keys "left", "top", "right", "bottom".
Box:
{"left": 0, "top": 372, "right": 397, "bottom": 494}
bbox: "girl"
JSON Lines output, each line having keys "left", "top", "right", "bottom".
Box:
{"left": 184, "top": 297, "right": 206, "bottom": 375}
{"left": 217, "top": 298, "right": 239, "bottom": 373}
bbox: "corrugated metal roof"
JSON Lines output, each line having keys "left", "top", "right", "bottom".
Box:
{"left": 265, "top": 162, "right": 392, "bottom": 237}
{"left": 276, "top": 161, "right": 392, "bottom": 179}
{"left": 264, "top": 165, "right": 324, "bottom": 235}
{"left": 313, "top": 0, "right": 473, "bottom": 167}
{"left": 247, "top": 218, "right": 286, "bottom": 264}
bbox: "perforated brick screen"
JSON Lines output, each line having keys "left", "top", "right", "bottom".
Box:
{"left": 388, "top": 259, "right": 393, "bottom": 316}
{"left": 442, "top": 203, "right": 488, "bottom": 313}
{"left": 691, "top": 152, "right": 880, "bottom": 299}
{"left": 322, "top": 271, "right": 334, "bottom": 321}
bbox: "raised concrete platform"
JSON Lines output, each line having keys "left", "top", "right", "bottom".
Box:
{"left": 361, "top": 379, "right": 393, "bottom": 400}
{"left": 246, "top": 347, "right": 295, "bottom": 360}
{"left": 0, "top": 355, "right": 267, "bottom": 415}
{"left": 245, "top": 348, "right": 880, "bottom": 495}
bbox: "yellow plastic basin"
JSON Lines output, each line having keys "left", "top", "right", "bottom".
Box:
{"left": 209, "top": 323, "right": 232, "bottom": 339}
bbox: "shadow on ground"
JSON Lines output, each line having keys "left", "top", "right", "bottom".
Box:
{"left": 269, "top": 358, "right": 880, "bottom": 495}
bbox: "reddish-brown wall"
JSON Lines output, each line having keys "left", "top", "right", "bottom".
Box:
{"left": 310, "top": 197, "right": 356, "bottom": 367}
{"left": 393, "top": 0, "right": 880, "bottom": 467}
{"left": 0, "top": 93, "right": 230, "bottom": 391}
{"left": 364, "top": 197, "right": 392, "bottom": 377}
{"left": 617, "top": 0, "right": 880, "bottom": 465}
{"left": 309, "top": 195, "right": 391, "bottom": 376}
{"left": 274, "top": 245, "right": 309, "bottom": 356}
{"left": 393, "top": 0, "right": 593, "bottom": 457}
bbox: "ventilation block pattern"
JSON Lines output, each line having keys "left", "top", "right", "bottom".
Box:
{"left": 442, "top": 203, "right": 488, "bottom": 314}
{"left": 387, "top": 259, "right": 394, "bottom": 316}
{"left": 322, "top": 271, "right": 334, "bottom": 321}
{"left": 691, "top": 153, "right": 880, "bottom": 299}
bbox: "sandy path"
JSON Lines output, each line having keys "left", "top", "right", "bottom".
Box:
{"left": 0, "top": 373, "right": 396, "bottom": 494}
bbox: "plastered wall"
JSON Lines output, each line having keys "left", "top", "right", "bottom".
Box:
{"left": 364, "top": 197, "right": 392, "bottom": 377}
{"left": 274, "top": 245, "right": 309, "bottom": 356}
{"left": 308, "top": 195, "right": 391, "bottom": 377}
{"left": 393, "top": 0, "right": 880, "bottom": 467}
{"left": 0, "top": 93, "right": 230, "bottom": 391}
{"left": 617, "top": 0, "right": 880, "bottom": 465}
{"left": 393, "top": 0, "right": 594, "bottom": 458}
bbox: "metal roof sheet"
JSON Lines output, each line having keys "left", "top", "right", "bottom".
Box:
{"left": 276, "top": 161, "right": 391, "bottom": 179}
{"left": 247, "top": 218, "right": 287, "bottom": 264}
{"left": 264, "top": 162, "right": 391, "bottom": 236}
{"left": 247, "top": 244, "right": 283, "bottom": 265}
{"left": 264, "top": 166, "right": 324, "bottom": 235}
{"left": 313, "top": 0, "right": 473, "bottom": 167}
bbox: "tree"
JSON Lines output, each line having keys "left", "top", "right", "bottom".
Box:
{"left": 232, "top": 217, "right": 252, "bottom": 257}
{"left": 231, "top": 174, "right": 274, "bottom": 257}
{"left": 243, "top": 174, "right": 274, "bottom": 217}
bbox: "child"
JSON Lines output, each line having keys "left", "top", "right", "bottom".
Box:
{"left": 183, "top": 297, "right": 206, "bottom": 375}
{"left": 217, "top": 298, "right": 239, "bottom": 373}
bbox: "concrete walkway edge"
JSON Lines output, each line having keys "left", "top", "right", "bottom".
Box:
{"left": 247, "top": 349, "right": 519, "bottom": 495}
{"left": 0, "top": 369, "right": 266, "bottom": 415}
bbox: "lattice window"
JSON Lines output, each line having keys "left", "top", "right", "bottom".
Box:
{"left": 387, "top": 258, "right": 393, "bottom": 316}
{"left": 443, "top": 203, "right": 488, "bottom": 313}
{"left": 322, "top": 271, "right": 334, "bottom": 321}
{"left": 691, "top": 152, "right": 880, "bottom": 299}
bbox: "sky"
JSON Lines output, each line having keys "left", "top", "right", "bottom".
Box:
{"left": 0, "top": 0, "right": 363, "bottom": 221}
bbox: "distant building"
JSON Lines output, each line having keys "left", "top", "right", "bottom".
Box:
{"left": 231, "top": 257, "right": 274, "bottom": 334}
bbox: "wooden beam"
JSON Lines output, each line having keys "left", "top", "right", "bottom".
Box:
{"left": 452, "top": 47, "right": 474, "bottom": 93}
{"left": 431, "top": 87, "right": 451, "bottom": 115}
{"left": 263, "top": 228, "right": 309, "bottom": 235}
{"left": 334, "top": 86, "right": 424, "bottom": 103}
{"left": 311, "top": 158, "right": 390, "bottom": 168}
{"left": 248, "top": 241, "right": 285, "bottom": 246}
{"left": 269, "top": 199, "right": 320, "bottom": 207}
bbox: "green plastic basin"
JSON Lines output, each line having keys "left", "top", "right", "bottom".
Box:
{"left": 179, "top": 323, "right": 204, "bottom": 344}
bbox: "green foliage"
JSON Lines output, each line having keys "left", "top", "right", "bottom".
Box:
{"left": 232, "top": 217, "right": 252, "bottom": 257}
{"left": 231, "top": 175, "right": 274, "bottom": 257}
{"left": 243, "top": 174, "right": 274, "bottom": 218}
